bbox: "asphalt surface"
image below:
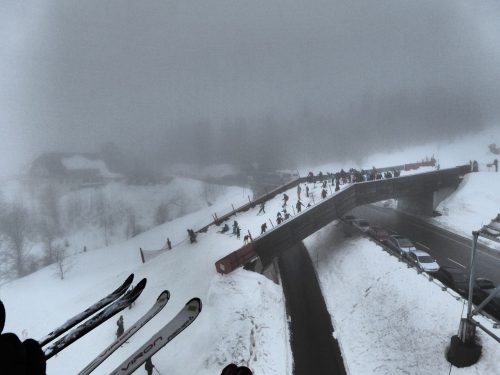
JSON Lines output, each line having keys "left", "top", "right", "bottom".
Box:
{"left": 351, "top": 205, "right": 500, "bottom": 285}
{"left": 278, "top": 242, "right": 346, "bottom": 375}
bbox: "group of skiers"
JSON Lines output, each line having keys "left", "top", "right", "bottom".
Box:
{"left": 218, "top": 221, "right": 241, "bottom": 238}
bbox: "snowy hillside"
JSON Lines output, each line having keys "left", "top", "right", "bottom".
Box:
{"left": 1, "top": 125, "right": 500, "bottom": 374}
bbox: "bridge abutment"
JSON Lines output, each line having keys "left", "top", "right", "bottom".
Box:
{"left": 397, "top": 185, "right": 457, "bottom": 216}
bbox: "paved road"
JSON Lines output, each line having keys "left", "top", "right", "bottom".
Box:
{"left": 351, "top": 205, "right": 500, "bottom": 285}
{"left": 278, "top": 242, "right": 346, "bottom": 375}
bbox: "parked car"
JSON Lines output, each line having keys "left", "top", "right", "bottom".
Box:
{"left": 433, "top": 266, "right": 469, "bottom": 296}
{"left": 471, "top": 278, "right": 500, "bottom": 320}
{"left": 367, "top": 225, "right": 389, "bottom": 242}
{"left": 353, "top": 219, "right": 370, "bottom": 233}
{"left": 407, "top": 249, "right": 440, "bottom": 272}
{"left": 386, "top": 235, "right": 416, "bottom": 256}
{"left": 341, "top": 215, "right": 357, "bottom": 236}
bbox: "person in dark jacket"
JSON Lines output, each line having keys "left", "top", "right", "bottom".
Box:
{"left": 145, "top": 357, "right": 154, "bottom": 375}
{"left": 116, "top": 315, "right": 124, "bottom": 339}
{"left": 260, "top": 223, "right": 267, "bottom": 234}
{"left": 321, "top": 188, "right": 327, "bottom": 199}
{"left": 296, "top": 200, "right": 304, "bottom": 213}
{"left": 187, "top": 229, "right": 197, "bottom": 243}
{"left": 276, "top": 212, "right": 283, "bottom": 225}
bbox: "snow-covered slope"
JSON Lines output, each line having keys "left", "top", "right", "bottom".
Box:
{"left": 0, "top": 186, "right": 290, "bottom": 375}
{"left": 1, "top": 125, "right": 500, "bottom": 374}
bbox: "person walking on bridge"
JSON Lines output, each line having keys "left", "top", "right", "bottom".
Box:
{"left": 282, "top": 193, "right": 289, "bottom": 205}
{"left": 296, "top": 200, "right": 304, "bottom": 213}
{"left": 260, "top": 223, "right": 267, "bottom": 234}
{"left": 321, "top": 188, "right": 327, "bottom": 199}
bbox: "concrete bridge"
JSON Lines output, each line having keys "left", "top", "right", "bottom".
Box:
{"left": 216, "top": 164, "right": 470, "bottom": 273}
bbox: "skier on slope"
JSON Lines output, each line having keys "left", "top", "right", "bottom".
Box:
{"left": 145, "top": 357, "right": 154, "bottom": 375}
{"left": 116, "top": 315, "right": 124, "bottom": 339}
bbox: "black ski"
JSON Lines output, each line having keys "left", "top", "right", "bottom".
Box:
{"left": 78, "top": 290, "right": 170, "bottom": 375}
{"left": 39, "top": 274, "right": 134, "bottom": 347}
{"left": 108, "top": 298, "right": 202, "bottom": 375}
{"left": 44, "top": 278, "right": 147, "bottom": 360}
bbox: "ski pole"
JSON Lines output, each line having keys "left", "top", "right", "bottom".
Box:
{"left": 154, "top": 367, "right": 162, "bottom": 375}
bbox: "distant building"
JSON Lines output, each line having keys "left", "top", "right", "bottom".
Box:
{"left": 29, "top": 152, "right": 122, "bottom": 187}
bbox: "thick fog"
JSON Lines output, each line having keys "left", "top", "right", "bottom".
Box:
{"left": 2, "top": 0, "right": 500, "bottom": 175}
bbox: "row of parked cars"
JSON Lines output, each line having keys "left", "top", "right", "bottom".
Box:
{"left": 342, "top": 215, "right": 500, "bottom": 321}
{"left": 343, "top": 216, "right": 440, "bottom": 272}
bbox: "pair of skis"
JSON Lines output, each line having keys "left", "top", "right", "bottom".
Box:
{"left": 38, "top": 273, "right": 202, "bottom": 374}
{"left": 41, "top": 274, "right": 146, "bottom": 359}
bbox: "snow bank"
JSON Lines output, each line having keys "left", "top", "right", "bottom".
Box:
{"left": 305, "top": 223, "right": 500, "bottom": 375}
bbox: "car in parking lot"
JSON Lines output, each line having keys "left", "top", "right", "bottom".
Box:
{"left": 353, "top": 219, "right": 370, "bottom": 232}
{"left": 366, "top": 225, "right": 389, "bottom": 242}
{"left": 386, "top": 234, "right": 417, "bottom": 256}
{"left": 433, "top": 266, "right": 469, "bottom": 296}
{"left": 471, "top": 278, "right": 500, "bottom": 320}
{"left": 407, "top": 249, "right": 440, "bottom": 272}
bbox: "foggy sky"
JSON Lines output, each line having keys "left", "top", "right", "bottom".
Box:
{"left": 2, "top": 0, "right": 500, "bottom": 176}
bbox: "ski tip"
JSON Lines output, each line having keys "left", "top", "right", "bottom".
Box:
{"left": 185, "top": 297, "right": 202, "bottom": 312}
{"left": 135, "top": 278, "right": 147, "bottom": 290}
{"left": 125, "top": 274, "right": 134, "bottom": 284}
{"left": 157, "top": 290, "right": 170, "bottom": 304}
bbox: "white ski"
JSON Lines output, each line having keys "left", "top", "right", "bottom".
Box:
{"left": 78, "top": 290, "right": 170, "bottom": 375}
{"left": 108, "top": 298, "right": 202, "bottom": 375}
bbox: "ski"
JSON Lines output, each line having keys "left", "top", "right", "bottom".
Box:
{"left": 108, "top": 297, "right": 202, "bottom": 375}
{"left": 78, "top": 290, "right": 170, "bottom": 375}
{"left": 39, "top": 274, "right": 134, "bottom": 346}
{"left": 44, "top": 278, "right": 147, "bottom": 360}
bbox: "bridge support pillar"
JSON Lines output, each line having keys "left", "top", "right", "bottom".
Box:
{"left": 397, "top": 186, "right": 457, "bottom": 216}
{"left": 397, "top": 192, "right": 434, "bottom": 216}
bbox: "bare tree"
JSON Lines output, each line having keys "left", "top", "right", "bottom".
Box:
{"left": 203, "top": 183, "right": 221, "bottom": 206}
{"left": 39, "top": 219, "right": 58, "bottom": 266}
{"left": 0, "top": 202, "right": 31, "bottom": 278}
{"left": 154, "top": 202, "right": 169, "bottom": 225}
{"left": 53, "top": 244, "right": 70, "bottom": 280}
{"left": 125, "top": 211, "right": 142, "bottom": 238}
{"left": 94, "top": 190, "right": 114, "bottom": 246}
